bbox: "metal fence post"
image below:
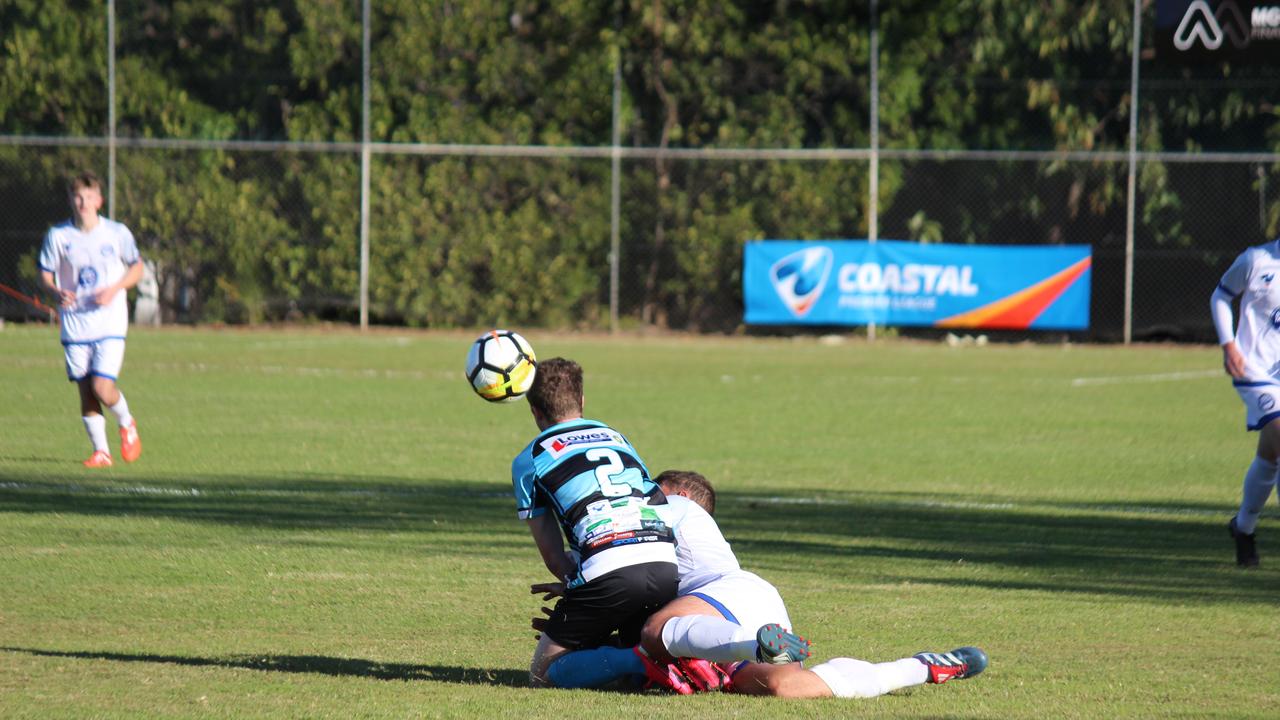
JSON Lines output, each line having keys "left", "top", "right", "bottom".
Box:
{"left": 107, "top": 0, "right": 116, "bottom": 217}
{"left": 868, "top": 0, "right": 879, "bottom": 342}
{"left": 610, "top": 29, "right": 622, "bottom": 335}
{"left": 1123, "top": 0, "right": 1142, "bottom": 344}
{"left": 359, "top": 0, "right": 371, "bottom": 330}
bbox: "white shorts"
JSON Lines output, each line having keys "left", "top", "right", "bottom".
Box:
{"left": 64, "top": 338, "right": 126, "bottom": 382}
{"left": 682, "top": 570, "right": 792, "bottom": 633}
{"left": 1234, "top": 381, "right": 1280, "bottom": 431}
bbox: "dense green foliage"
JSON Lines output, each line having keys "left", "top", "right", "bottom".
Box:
{"left": 2, "top": 326, "right": 1278, "bottom": 717}
{"left": 1, "top": 2, "right": 1276, "bottom": 330}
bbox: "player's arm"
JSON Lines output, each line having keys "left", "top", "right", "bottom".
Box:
{"left": 38, "top": 232, "right": 75, "bottom": 308}
{"left": 526, "top": 513, "right": 575, "bottom": 581}
{"left": 40, "top": 269, "right": 76, "bottom": 309}
{"left": 1211, "top": 259, "right": 1246, "bottom": 379}
{"left": 94, "top": 259, "right": 144, "bottom": 306}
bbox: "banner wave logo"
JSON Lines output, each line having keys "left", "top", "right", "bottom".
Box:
{"left": 770, "top": 246, "right": 833, "bottom": 317}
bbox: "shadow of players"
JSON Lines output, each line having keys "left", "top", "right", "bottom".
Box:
{"left": 0, "top": 646, "right": 528, "bottom": 687}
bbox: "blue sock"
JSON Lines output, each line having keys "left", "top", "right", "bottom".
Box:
{"left": 545, "top": 646, "right": 646, "bottom": 689}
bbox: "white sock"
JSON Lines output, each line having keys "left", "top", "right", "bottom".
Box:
{"left": 661, "top": 615, "right": 758, "bottom": 662}
{"left": 82, "top": 415, "right": 109, "bottom": 453}
{"left": 1236, "top": 456, "right": 1278, "bottom": 534}
{"left": 809, "top": 657, "right": 929, "bottom": 698}
{"left": 108, "top": 394, "right": 134, "bottom": 428}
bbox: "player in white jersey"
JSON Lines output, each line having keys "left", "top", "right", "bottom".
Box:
{"left": 38, "top": 171, "right": 144, "bottom": 468}
{"left": 1211, "top": 239, "right": 1280, "bottom": 566}
{"left": 536, "top": 470, "right": 988, "bottom": 697}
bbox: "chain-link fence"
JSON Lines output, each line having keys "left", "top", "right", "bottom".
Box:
{"left": 2, "top": 2, "right": 1278, "bottom": 342}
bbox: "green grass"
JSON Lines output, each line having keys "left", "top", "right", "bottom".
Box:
{"left": 1, "top": 324, "right": 1277, "bottom": 718}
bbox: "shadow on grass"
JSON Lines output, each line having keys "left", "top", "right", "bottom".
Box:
{"left": 0, "top": 646, "right": 527, "bottom": 687}
{"left": 3, "top": 470, "right": 1278, "bottom": 604}
{"left": 717, "top": 488, "right": 1280, "bottom": 605}
{"left": 0, "top": 471, "right": 516, "bottom": 534}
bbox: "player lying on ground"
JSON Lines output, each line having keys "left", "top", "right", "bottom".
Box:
{"left": 532, "top": 470, "right": 989, "bottom": 697}
{"left": 512, "top": 358, "right": 679, "bottom": 686}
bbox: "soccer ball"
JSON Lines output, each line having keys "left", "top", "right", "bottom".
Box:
{"left": 465, "top": 330, "right": 537, "bottom": 403}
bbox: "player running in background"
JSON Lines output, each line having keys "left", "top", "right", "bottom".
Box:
{"left": 537, "top": 470, "right": 988, "bottom": 697}
{"left": 1212, "top": 239, "right": 1280, "bottom": 567}
{"left": 39, "top": 171, "right": 143, "bottom": 468}
{"left": 513, "top": 357, "right": 679, "bottom": 686}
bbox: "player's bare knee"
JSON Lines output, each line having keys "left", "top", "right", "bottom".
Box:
{"left": 528, "top": 634, "right": 568, "bottom": 688}
{"left": 92, "top": 377, "right": 118, "bottom": 404}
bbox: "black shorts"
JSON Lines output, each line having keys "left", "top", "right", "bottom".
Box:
{"left": 543, "top": 561, "right": 678, "bottom": 651}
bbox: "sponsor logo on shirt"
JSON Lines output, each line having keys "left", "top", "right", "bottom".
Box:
{"left": 1259, "top": 394, "right": 1276, "bottom": 412}
{"left": 541, "top": 429, "right": 626, "bottom": 458}
{"left": 77, "top": 267, "right": 98, "bottom": 288}
{"left": 1271, "top": 307, "right": 1280, "bottom": 329}
{"left": 101, "top": 244, "right": 115, "bottom": 258}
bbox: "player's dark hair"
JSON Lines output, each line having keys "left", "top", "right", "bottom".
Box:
{"left": 526, "top": 356, "right": 583, "bottom": 422}
{"left": 655, "top": 470, "right": 717, "bottom": 516}
{"left": 68, "top": 171, "right": 102, "bottom": 194}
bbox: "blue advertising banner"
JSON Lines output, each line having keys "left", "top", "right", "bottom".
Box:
{"left": 743, "top": 240, "right": 1092, "bottom": 330}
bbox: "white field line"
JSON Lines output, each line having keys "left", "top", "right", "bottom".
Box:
{"left": 1070, "top": 369, "right": 1221, "bottom": 387}
{"left": 0, "top": 480, "right": 509, "bottom": 500}
{"left": 0, "top": 481, "right": 1228, "bottom": 519}
{"left": 738, "top": 495, "right": 1227, "bottom": 518}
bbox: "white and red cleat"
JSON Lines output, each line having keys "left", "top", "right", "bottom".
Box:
{"left": 914, "top": 647, "right": 989, "bottom": 684}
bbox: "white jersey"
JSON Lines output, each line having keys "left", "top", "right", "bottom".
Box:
{"left": 657, "top": 495, "right": 793, "bottom": 632}
{"left": 1218, "top": 240, "right": 1280, "bottom": 382}
{"left": 39, "top": 216, "right": 141, "bottom": 344}
{"left": 657, "top": 496, "right": 742, "bottom": 595}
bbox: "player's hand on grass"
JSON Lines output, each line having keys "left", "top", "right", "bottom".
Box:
{"left": 1223, "top": 341, "right": 1247, "bottom": 379}
{"left": 531, "top": 605, "right": 553, "bottom": 639}
{"left": 530, "top": 581, "right": 565, "bottom": 600}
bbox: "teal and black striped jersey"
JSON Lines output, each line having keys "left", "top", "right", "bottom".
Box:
{"left": 511, "top": 418, "right": 675, "bottom": 582}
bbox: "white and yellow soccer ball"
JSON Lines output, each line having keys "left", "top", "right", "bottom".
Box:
{"left": 465, "top": 330, "right": 537, "bottom": 402}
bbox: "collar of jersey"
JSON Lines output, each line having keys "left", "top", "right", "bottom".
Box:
{"left": 537, "top": 417, "right": 605, "bottom": 440}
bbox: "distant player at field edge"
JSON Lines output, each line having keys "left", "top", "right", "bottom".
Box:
{"left": 1212, "top": 238, "right": 1280, "bottom": 567}
{"left": 39, "top": 171, "right": 143, "bottom": 467}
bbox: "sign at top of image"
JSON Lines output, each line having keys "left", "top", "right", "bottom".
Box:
{"left": 1157, "top": 0, "right": 1280, "bottom": 62}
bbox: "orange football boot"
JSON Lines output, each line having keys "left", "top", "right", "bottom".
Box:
{"left": 83, "top": 450, "right": 113, "bottom": 468}
{"left": 120, "top": 420, "right": 141, "bottom": 462}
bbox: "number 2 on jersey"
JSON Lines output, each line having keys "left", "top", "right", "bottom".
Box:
{"left": 586, "top": 448, "right": 633, "bottom": 497}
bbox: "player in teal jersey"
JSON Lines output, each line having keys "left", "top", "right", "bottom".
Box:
{"left": 512, "top": 357, "right": 679, "bottom": 686}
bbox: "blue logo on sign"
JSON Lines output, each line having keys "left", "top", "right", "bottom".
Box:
{"left": 100, "top": 244, "right": 115, "bottom": 258}
{"left": 77, "top": 267, "right": 98, "bottom": 288}
{"left": 769, "top": 246, "right": 833, "bottom": 317}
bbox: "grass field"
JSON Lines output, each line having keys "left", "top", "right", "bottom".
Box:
{"left": 2, "top": 324, "right": 1277, "bottom": 718}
